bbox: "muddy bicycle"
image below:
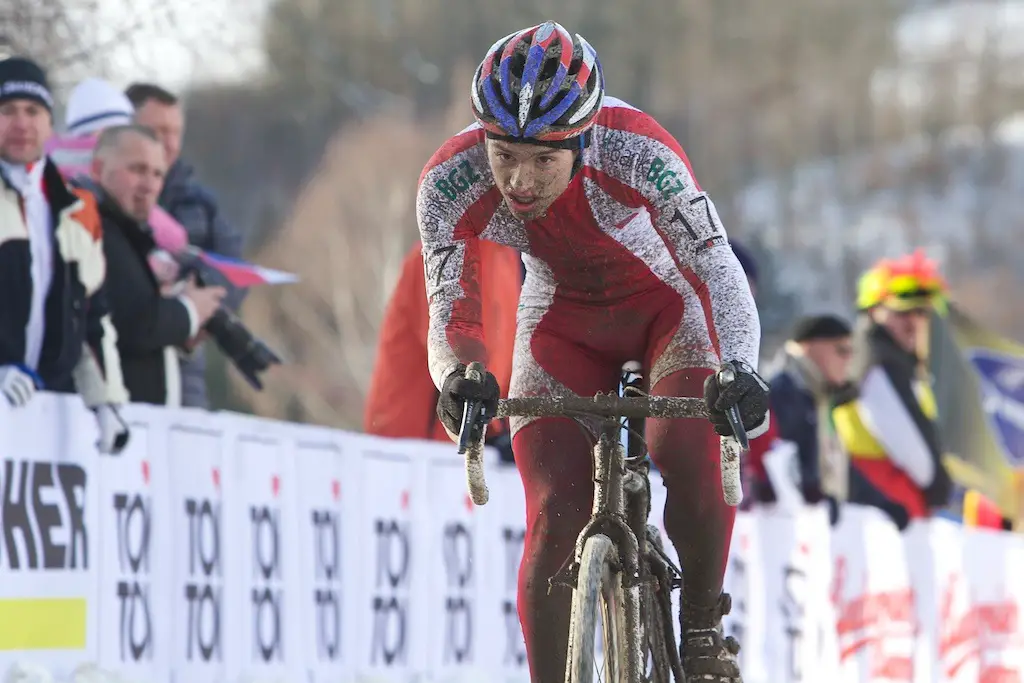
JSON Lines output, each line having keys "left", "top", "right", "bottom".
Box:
{"left": 456, "top": 361, "right": 749, "bottom": 682}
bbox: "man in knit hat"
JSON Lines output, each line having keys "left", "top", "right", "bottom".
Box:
{"left": 745, "top": 314, "right": 854, "bottom": 513}
{"left": 0, "top": 56, "right": 130, "bottom": 453}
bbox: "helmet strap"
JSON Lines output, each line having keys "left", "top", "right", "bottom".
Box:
{"left": 484, "top": 129, "right": 592, "bottom": 151}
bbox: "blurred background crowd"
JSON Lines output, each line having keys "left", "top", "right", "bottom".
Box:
{"left": 2, "top": 0, "right": 1024, "bottom": 530}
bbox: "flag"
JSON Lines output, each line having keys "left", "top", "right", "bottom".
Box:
{"left": 197, "top": 251, "right": 298, "bottom": 287}
{"left": 45, "top": 134, "right": 95, "bottom": 178}
{"left": 929, "top": 305, "right": 1024, "bottom": 521}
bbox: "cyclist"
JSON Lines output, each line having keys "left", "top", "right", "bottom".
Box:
{"left": 417, "top": 22, "right": 769, "bottom": 683}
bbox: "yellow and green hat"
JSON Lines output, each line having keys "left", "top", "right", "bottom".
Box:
{"left": 856, "top": 250, "right": 949, "bottom": 313}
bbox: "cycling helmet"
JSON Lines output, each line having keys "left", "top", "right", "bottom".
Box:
{"left": 856, "top": 250, "right": 948, "bottom": 312}
{"left": 471, "top": 22, "right": 604, "bottom": 147}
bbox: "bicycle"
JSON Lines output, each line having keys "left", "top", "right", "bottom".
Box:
{"left": 456, "top": 360, "right": 749, "bottom": 683}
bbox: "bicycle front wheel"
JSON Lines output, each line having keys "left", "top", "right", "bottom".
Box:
{"left": 566, "top": 534, "right": 636, "bottom": 683}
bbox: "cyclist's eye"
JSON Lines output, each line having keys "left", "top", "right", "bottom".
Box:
{"left": 537, "top": 156, "right": 554, "bottom": 165}
{"left": 496, "top": 152, "right": 514, "bottom": 162}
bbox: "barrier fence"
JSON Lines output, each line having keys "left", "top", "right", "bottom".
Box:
{"left": 0, "top": 394, "right": 1021, "bottom": 683}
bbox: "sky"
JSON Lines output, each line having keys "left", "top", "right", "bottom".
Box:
{"left": 74, "top": 0, "right": 269, "bottom": 90}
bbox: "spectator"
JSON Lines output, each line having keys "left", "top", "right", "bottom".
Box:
{"left": 731, "top": 240, "right": 758, "bottom": 298}
{"left": 126, "top": 82, "right": 244, "bottom": 409}
{"left": 0, "top": 56, "right": 129, "bottom": 453}
{"left": 751, "top": 315, "right": 853, "bottom": 515}
{"left": 364, "top": 240, "right": 522, "bottom": 462}
{"left": 832, "top": 251, "right": 954, "bottom": 529}
{"left": 728, "top": 239, "right": 790, "bottom": 510}
{"left": 53, "top": 78, "right": 183, "bottom": 287}
{"left": 65, "top": 77, "right": 134, "bottom": 137}
{"left": 90, "top": 125, "right": 225, "bottom": 405}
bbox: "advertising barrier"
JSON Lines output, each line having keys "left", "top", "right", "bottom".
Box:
{"left": 1, "top": 394, "right": 1022, "bottom": 682}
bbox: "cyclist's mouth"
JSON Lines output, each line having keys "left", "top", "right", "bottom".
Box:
{"left": 507, "top": 194, "right": 538, "bottom": 212}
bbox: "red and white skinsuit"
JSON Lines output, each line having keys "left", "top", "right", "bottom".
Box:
{"left": 417, "top": 98, "right": 761, "bottom": 680}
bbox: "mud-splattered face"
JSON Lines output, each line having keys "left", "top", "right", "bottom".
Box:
{"left": 486, "top": 139, "right": 575, "bottom": 220}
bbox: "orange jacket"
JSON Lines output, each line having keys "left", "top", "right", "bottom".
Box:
{"left": 364, "top": 240, "right": 521, "bottom": 441}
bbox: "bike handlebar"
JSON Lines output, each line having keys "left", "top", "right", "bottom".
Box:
{"left": 456, "top": 361, "right": 749, "bottom": 508}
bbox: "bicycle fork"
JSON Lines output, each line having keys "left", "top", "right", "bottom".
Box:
{"left": 561, "top": 418, "right": 646, "bottom": 680}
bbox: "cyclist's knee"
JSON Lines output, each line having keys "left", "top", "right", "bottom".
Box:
{"left": 513, "top": 418, "right": 593, "bottom": 532}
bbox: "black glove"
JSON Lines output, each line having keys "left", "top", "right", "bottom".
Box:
{"left": 801, "top": 480, "right": 825, "bottom": 505}
{"left": 436, "top": 364, "right": 500, "bottom": 437}
{"left": 702, "top": 361, "right": 770, "bottom": 438}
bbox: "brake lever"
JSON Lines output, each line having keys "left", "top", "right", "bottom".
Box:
{"left": 457, "top": 362, "right": 490, "bottom": 455}
{"left": 457, "top": 398, "right": 487, "bottom": 455}
{"left": 718, "top": 366, "right": 750, "bottom": 452}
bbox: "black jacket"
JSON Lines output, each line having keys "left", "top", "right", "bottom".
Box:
{"left": 97, "top": 193, "right": 193, "bottom": 405}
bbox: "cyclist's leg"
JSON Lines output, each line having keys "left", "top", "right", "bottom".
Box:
{"left": 644, "top": 297, "right": 742, "bottom": 680}
{"left": 509, "top": 304, "right": 620, "bottom": 683}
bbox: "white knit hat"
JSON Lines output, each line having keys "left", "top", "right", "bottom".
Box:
{"left": 64, "top": 77, "right": 134, "bottom": 137}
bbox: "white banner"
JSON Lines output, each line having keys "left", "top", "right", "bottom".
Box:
{"left": 4, "top": 394, "right": 1024, "bottom": 683}
{"left": 167, "top": 416, "right": 228, "bottom": 683}
{"left": 0, "top": 398, "right": 100, "bottom": 679}
{"left": 903, "top": 518, "right": 978, "bottom": 683}
{"left": 357, "top": 442, "right": 421, "bottom": 682}
{"left": 758, "top": 505, "right": 840, "bottom": 683}
{"left": 831, "top": 505, "right": 916, "bottom": 683}
{"left": 294, "top": 427, "right": 356, "bottom": 683}
{"left": 425, "top": 443, "right": 489, "bottom": 682}
{"left": 224, "top": 418, "right": 304, "bottom": 682}
{"left": 95, "top": 405, "right": 173, "bottom": 683}
{"left": 491, "top": 464, "right": 529, "bottom": 683}
{"left": 723, "top": 509, "right": 767, "bottom": 683}
{"left": 962, "top": 528, "right": 1024, "bottom": 680}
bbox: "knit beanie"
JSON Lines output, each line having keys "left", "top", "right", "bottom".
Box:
{"left": 0, "top": 56, "right": 53, "bottom": 112}
{"left": 791, "top": 314, "right": 852, "bottom": 343}
{"left": 65, "top": 77, "right": 134, "bottom": 136}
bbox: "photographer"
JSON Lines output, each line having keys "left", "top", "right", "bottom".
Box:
{"left": 90, "top": 124, "right": 225, "bottom": 405}
{"left": 127, "top": 82, "right": 245, "bottom": 409}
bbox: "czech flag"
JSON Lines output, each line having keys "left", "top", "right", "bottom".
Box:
{"left": 198, "top": 252, "right": 298, "bottom": 288}
{"left": 963, "top": 489, "right": 1011, "bottom": 530}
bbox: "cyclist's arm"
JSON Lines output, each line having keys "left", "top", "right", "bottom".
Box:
{"left": 616, "top": 110, "right": 760, "bottom": 369}
{"left": 416, "top": 168, "right": 488, "bottom": 391}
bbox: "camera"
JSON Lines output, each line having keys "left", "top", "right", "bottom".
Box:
{"left": 175, "top": 250, "right": 283, "bottom": 391}
{"left": 203, "top": 306, "right": 282, "bottom": 391}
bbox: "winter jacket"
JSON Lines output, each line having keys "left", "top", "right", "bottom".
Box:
{"left": 0, "top": 158, "right": 127, "bottom": 405}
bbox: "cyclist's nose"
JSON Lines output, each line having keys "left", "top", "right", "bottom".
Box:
{"left": 509, "top": 164, "right": 535, "bottom": 192}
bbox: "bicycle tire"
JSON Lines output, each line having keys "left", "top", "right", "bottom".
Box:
{"left": 641, "top": 582, "right": 671, "bottom": 682}
{"left": 642, "top": 527, "right": 682, "bottom": 682}
{"left": 566, "top": 534, "right": 629, "bottom": 683}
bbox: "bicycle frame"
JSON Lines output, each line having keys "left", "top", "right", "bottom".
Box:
{"left": 548, "top": 414, "right": 651, "bottom": 680}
